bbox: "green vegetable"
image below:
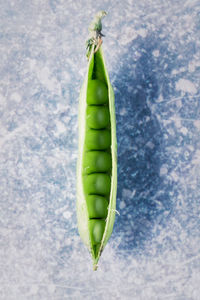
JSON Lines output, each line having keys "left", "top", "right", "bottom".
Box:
{"left": 86, "top": 106, "right": 110, "bottom": 129}
{"left": 89, "top": 219, "right": 105, "bottom": 245}
{"left": 85, "top": 129, "right": 111, "bottom": 150}
{"left": 83, "top": 151, "right": 112, "bottom": 174}
{"left": 83, "top": 173, "right": 111, "bottom": 195}
{"left": 76, "top": 11, "right": 117, "bottom": 270}
{"left": 87, "top": 80, "right": 108, "bottom": 105}
{"left": 86, "top": 195, "right": 108, "bottom": 218}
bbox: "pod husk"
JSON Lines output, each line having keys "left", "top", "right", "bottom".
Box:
{"left": 76, "top": 45, "right": 117, "bottom": 270}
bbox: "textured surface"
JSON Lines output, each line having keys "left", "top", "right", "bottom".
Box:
{"left": 1, "top": 0, "right": 200, "bottom": 299}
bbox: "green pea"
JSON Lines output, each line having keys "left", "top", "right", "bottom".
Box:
{"left": 83, "top": 173, "right": 111, "bottom": 195}
{"left": 85, "top": 129, "right": 111, "bottom": 150}
{"left": 86, "top": 106, "right": 110, "bottom": 129}
{"left": 87, "top": 80, "right": 108, "bottom": 105}
{"left": 89, "top": 219, "right": 105, "bottom": 244}
{"left": 86, "top": 195, "right": 108, "bottom": 218}
{"left": 83, "top": 151, "right": 112, "bottom": 174}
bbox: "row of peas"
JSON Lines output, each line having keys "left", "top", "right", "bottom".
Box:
{"left": 82, "top": 79, "right": 112, "bottom": 253}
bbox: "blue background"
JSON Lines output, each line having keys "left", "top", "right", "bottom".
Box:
{"left": 1, "top": 0, "right": 200, "bottom": 299}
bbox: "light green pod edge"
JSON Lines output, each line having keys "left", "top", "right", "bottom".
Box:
{"left": 76, "top": 11, "right": 117, "bottom": 270}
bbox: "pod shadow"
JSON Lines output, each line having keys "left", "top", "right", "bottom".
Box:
{"left": 112, "top": 35, "right": 173, "bottom": 252}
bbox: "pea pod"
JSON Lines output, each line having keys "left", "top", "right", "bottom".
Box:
{"left": 76, "top": 11, "right": 117, "bottom": 270}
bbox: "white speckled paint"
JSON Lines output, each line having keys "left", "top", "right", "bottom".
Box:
{"left": 0, "top": 0, "right": 200, "bottom": 299}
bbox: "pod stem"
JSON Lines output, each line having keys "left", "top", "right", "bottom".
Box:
{"left": 86, "top": 11, "right": 107, "bottom": 59}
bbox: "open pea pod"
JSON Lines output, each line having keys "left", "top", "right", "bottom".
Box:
{"left": 76, "top": 11, "right": 117, "bottom": 270}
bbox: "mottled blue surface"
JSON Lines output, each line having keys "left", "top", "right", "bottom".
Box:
{"left": 1, "top": 0, "right": 200, "bottom": 299}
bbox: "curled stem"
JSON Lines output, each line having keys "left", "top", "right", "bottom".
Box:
{"left": 86, "top": 11, "right": 107, "bottom": 59}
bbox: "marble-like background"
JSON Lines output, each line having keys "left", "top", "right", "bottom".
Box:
{"left": 1, "top": 0, "right": 200, "bottom": 299}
